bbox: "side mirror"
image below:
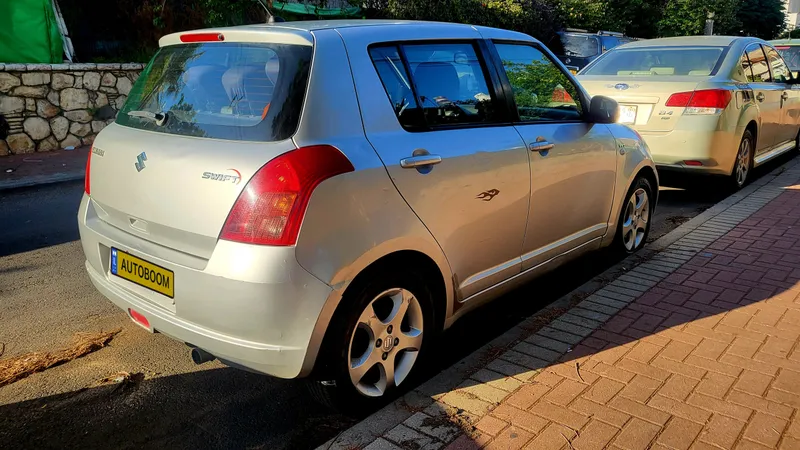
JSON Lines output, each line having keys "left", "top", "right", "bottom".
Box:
{"left": 588, "top": 95, "right": 620, "bottom": 124}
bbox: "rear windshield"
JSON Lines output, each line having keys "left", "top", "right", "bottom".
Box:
{"left": 582, "top": 47, "right": 725, "bottom": 76}
{"left": 560, "top": 34, "right": 600, "bottom": 58}
{"left": 776, "top": 45, "right": 800, "bottom": 70}
{"left": 117, "top": 42, "right": 312, "bottom": 142}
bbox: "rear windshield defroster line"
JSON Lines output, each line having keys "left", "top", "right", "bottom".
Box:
{"left": 116, "top": 42, "right": 312, "bottom": 142}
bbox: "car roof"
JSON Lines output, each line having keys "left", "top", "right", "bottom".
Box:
{"left": 616, "top": 35, "right": 754, "bottom": 49}
{"left": 160, "top": 19, "right": 530, "bottom": 47}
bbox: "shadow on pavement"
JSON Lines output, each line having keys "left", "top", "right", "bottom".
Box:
{"left": 0, "top": 366, "right": 355, "bottom": 450}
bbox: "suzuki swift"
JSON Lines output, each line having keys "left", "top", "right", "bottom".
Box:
{"left": 78, "top": 20, "right": 657, "bottom": 409}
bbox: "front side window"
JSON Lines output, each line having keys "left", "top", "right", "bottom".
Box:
{"left": 117, "top": 42, "right": 312, "bottom": 142}
{"left": 370, "top": 42, "right": 500, "bottom": 128}
{"left": 765, "top": 46, "right": 791, "bottom": 83}
{"left": 495, "top": 43, "right": 583, "bottom": 122}
{"left": 745, "top": 44, "right": 772, "bottom": 82}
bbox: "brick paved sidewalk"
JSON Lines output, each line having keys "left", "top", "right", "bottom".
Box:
{"left": 0, "top": 146, "right": 88, "bottom": 191}
{"left": 327, "top": 162, "right": 800, "bottom": 450}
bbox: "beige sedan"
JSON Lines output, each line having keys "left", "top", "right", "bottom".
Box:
{"left": 578, "top": 36, "right": 800, "bottom": 188}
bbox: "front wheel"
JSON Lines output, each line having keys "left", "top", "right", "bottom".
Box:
{"left": 614, "top": 176, "right": 654, "bottom": 255}
{"left": 308, "top": 271, "right": 435, "bottom": 413}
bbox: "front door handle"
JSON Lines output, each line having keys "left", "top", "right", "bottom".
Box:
{"left": 529, "top": 136, "right": 555, "bottom": 153}
{"left": 757, "top": 92, "right": 766, "bottom": 102}
{"left": 400, "top": 154, "right": 442, "bottom": 168}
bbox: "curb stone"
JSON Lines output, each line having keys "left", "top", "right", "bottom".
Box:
{"left": 318, "top": 156, "right": 800, "bottom": 450}
{"left": 0, "top": 172, "right": 84, "bottom": 192}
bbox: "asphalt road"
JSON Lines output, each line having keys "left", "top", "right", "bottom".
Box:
{"left": 0, "top": 158, "right": 792, "bottom": 449}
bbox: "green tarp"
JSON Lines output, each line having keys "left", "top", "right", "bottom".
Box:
{"left": 273, "top": 2, "right": 361, "bottom": 18}
{"left": 0, "top": 0, "right": 63, "bottom": 63}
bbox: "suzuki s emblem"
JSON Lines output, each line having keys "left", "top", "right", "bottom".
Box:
{"left": 135, "top": 152, "right": 147, "bottom": 172}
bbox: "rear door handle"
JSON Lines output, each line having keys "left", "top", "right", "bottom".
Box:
{"left": 756, "top": 92, "right": 766, "bottom": 102}
{"left": 400, "top": 154, "right": 442, "bottom": 168}
{"left": 529, "top": 137, "right": 555, "bottom": 153}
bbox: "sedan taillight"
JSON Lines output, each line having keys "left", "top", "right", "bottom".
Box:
{"left": 665, "top": 89, "right": 732, "bottom": 115}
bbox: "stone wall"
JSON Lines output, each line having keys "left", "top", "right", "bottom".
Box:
{"left": 0, "top": 63, "right": 144, "bottom": 156}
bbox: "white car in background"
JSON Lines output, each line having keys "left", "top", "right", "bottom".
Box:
{"left": 579, "top": 36, "right": 800, "bottom": 188}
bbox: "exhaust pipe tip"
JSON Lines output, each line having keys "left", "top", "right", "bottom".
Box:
{"left": 190, "top": 347, "right": 216, "bottom": 365}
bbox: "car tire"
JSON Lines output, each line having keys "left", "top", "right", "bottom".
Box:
{"left": 308, "top": 268, "right": 436, "bottom": 414}
{"left": 731, "top": 130, "right": 754, "bottom": 189}
{"left": 613, "top": 176, "right": 654, "bottom": 255}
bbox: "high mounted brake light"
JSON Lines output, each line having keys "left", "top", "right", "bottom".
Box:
{"left": 180, "top": 33, "right": 225, "bottom": 43}
{"left": 220, "top": 145, "right": 354, "bottom": 246}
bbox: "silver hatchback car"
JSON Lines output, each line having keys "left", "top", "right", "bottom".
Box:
{"left": 78, "top": 20, "right": 657, "bottom": 408}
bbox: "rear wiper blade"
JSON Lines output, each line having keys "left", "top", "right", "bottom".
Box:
{"left": 127, "top": 110, "right": 169, "bottom": 126}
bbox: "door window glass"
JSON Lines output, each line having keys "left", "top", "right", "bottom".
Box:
{"left": 745, "top": 44, "right": 772, "bottom": 82}
{"left": 370, "top": 42, "right": 501, "bottom": 127}
{"left": 369, "top": 46, "right": 424, "bottom": 129}
{"left": 495, "top": 43, "right": 583, "bottom": 122}
{"left": 765, "top": 46, "right": 791, "bottom": 83}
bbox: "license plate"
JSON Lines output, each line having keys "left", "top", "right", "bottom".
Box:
{"left": 111, "top": 248, "right": 175, "bottom": 298}
{"left": 619, "top": 105, "right": 637, "bottom": 124}
{"left": 569, "top": 68, "right": 578, "bottom": 75}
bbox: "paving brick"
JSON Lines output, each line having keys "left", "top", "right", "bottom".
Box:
{"left": 441, "top": 391, "right": 493, "bottom": 417}
{"left": 736, "top": 439, "right": 774, "bottom": 450}
{"left": 619, "top": 375, "right": 661, "bottom": 403}
{"left": 500, "top": 350, "right": 549, "bottom": 372}
{"left": 648, "top": 394, "right": 713, "bottom": 424}
{"left": 457, "top": 379, "right": 510, "bottom": 404}
{"left": 774, "top": 369, "right": 800, "bottom": 393}
{"left": 734, "top": 370, "right": 774, "bottom": 397}
{"left": 571, "top": 420, "right": 620, "bottom": 450}
{"left": 490, "top": 404, "right": 549, "bottom": 434}
{"left": 727, "top": 337, "right": 764, "bottom": 359}
{"left": 684, "top": 355, "right": 742, "bottom": 377}
{"left": 561, "top": 312, "right": 604, "bottom": 330}
{"left": 444, "top": 433, "right": 490, "bottom": 450}
{"left": 660, "top": 340, "right": 695, "bottom": 362}
{"left": 609, "top": 396, "right": 670, "bottom": 426}
{"left": 727, "top": 390, "right": 794, "bottom": 420}
{"left": 743, "top": 412, "right": 788, "bottom": 448}
{"left": 484, "top": 426, "right": 534, "bottom": 450}
{"left": 403, "top": 412, "right": 463, "bottom": 443}
{"left": 617, "top": 357, "right": 671, "bottom": 381}
{"left": 385, "top": 424, "right": 441, "bottom": 450}
{"left": 505, "top": 383, "right": 552, "bottom": 410}
{"left": 528, "top": 400, "right": 591, "bottom": 430}
{"left": 656, "top": 417, "right": 703, "bottom": 450}
{"left": 522, "top": 422, "right": 576, "bottom": 450}
{"left": 588, "top": 361, "right": 636, "bottom": 384}
{"left": 584, "top": 377, "right": 625, "bottom": 404}
{"left": 365, "top": 438, "right": 405, "bottom": 450}
{"left": 543, "top": 378, "right": 587, "bottom": 406}
{"left": 687, "top": 392, "right": 753, "bottom": 421}
{"left": 571, "top": 307, "right": 613, "bottom": 323}
{"left": 695, "top": 371, "right": 736, "bottom": 399}
{"left": 658, "top": 374, "right": 700, "bottom": 401}
{"left": 625, "top": 341, "right": 662, "bottom": 364}
{"left": 691, "top": 338, "right": 730, "bottom": 361}
{"left": 658, "top": 327, "right": 704, "bottom": 346}
{"left": 720, "top": 353, "right": 780, "bottom": 376}
{"left": 766, "top": 387, "right": 800, "bottom": 409}
{"left": 525, "top": 334, "right": 573, "bottom": 354}
{"left": 569, "top": 397, "right": 631, "bottom": 428}
{"left": 549, "top": 319, "right": 595, "bottom": 339}
{"left": 537, "top": 327, "right": 585, "bottom": 345}
{"left": 699, "top": 414, "right": 746, "bottom": 449}
{"left": 650, "top": 356, "right": 708, "bottom": 380}
{"left": 683, "top": 325, "right": 736, "bottom": 345}
{"left": 470, "top": 369, "right": 524, "bottom": 393}
{"left": 613, "top": 417, "right": 661, "bottom": 450}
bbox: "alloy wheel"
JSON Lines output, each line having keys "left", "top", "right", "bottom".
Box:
{"left": 735, "top": 137, "right": 751, "bottom": 187}
{"left": 621, "top": 187, "right": 649, "bottom": 251}
{"left": 347, "top": 288, "right": 424, "bottom": 397}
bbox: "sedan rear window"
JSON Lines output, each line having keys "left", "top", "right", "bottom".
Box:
{"left": 560, "top": 34, "right": 600, "bottom": 58}
{"left": 776, "top": 45, "right": 800, "bottom": 70}
{"left": 116, "top": 42, "right": 312, "bottom": 142}
{"left": 582, "top": 47, "right": 725, "bottom": 76}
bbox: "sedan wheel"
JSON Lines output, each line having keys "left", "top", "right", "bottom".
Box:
{"left": 733, "top": 131, "right": 754, "bottom": 189}
{"left": 348, "top": 288, "right": 424, "bottom": 397}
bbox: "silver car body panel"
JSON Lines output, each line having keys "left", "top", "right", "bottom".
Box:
{"left": 79, "top": 20, "right": 656, "bottom": 380}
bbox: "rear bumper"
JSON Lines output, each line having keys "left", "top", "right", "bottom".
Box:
{"left": 639, "top": 119, "right": 743, "bottom": 176}
{"left": 78, "top": 194, "right": 334, "bottom": 379}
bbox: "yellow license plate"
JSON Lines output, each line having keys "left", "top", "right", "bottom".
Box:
{"left": 570, "top": 69, "right": 578, "bottom": 75}
{"left": 111, "top": 248, "right": 174, "bottom": 298}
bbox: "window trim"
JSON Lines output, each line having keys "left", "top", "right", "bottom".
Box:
{"left": 489, "top": 38, "right": 590, "bottom": 125}
{"left": 367, "top": 39, "right": 516, "bottom": 133}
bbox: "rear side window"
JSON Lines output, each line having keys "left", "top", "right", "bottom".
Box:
{"left": 582, "top": 47, "right": 724, "bottom": 76}
{"left": 117, "top": 42, "right": 312, "bottom": 142}
{"left": 745, "top": 44, "right": 772, "bottom": 82}
{"left": 370, "top": 42, "right": 501, "bottom": 129}
{"left": 765, "top": 46, "right": 791, "bottom": 82}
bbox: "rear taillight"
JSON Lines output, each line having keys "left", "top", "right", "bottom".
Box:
{"left": 85, "top": 146, "right": 92, "bottom": 195}
{"left": 220, "top": 145, "right": 354, "bottom": 246}
{"left": 665, "top": 89, "right": 732, "bottom": 115}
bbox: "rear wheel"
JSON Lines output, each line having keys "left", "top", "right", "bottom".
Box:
{"left": 613, "top": 176, "right": 654, "bottom": 255}
{"left": 308, "top": 270, "right": 435, "bottom": 413}
{"left": 732, "top": 130, "right": 754, "bottom": 189}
